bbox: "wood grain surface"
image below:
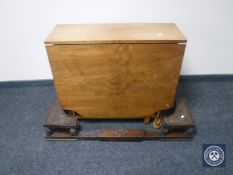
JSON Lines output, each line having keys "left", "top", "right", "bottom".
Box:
{"left": 46, "top": 43, "right": 185, "bottom": 118}
{"left": 45, "top": 23, "right": 187, "bottom": 44}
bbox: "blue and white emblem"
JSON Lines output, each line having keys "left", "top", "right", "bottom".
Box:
{"left": 203, "top": 144, "right": 226, "bottom": 167}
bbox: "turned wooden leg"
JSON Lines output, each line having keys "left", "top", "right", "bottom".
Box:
{"left": 144, "top": 117, "right": 151, "bottom": 125}
{"left": 153, "top": 112, "right": 161, "bottom": 129}
{"left": 45, "top": 127, "right": 53, "bottom": 136}
{"left": 70, "top": 128, "right": 78, "bottom": 136}
{"left": 185, "top": 128, "right": 194, "bottom": 135}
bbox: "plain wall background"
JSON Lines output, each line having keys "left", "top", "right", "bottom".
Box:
{"left": 0, "top": 0, "right": 233, "bottom": 81}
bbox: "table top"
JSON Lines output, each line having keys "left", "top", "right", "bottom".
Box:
{"left": 45, "top": 23, "right": 187, "bottom": 44}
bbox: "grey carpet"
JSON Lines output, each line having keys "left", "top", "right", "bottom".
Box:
{"left": 0, "top": 78, "right": 232, "bottom": 175}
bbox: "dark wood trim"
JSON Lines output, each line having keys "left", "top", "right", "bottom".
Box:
{"left": 44, "top": 98, "right": 195, "bottom": 141}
